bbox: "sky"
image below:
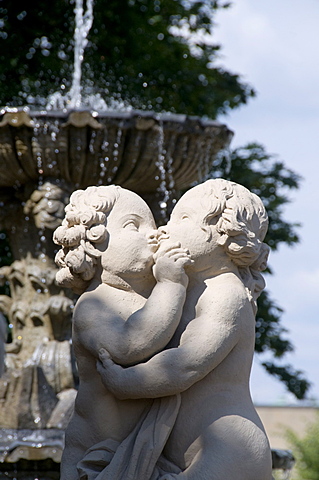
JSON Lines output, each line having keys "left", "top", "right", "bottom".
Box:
{"left": 213, "top": 0, "right": 319, "bottom": 405}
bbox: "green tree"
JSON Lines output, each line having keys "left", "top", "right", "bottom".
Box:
{"left": 0, "top": 0, "right": 254, "bottom": 115}
{"left": 0, "top": 1, "right": 309, "bottom": 397}
{"left": 287, "top": 413, "right": 319, "bottom": 479}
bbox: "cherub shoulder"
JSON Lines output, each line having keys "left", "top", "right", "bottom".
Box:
{"left": 200, "top": 272, "right": 250, "bottom": 312}
{"left": 72, "top": 287, "right": 110, "bottom": 330}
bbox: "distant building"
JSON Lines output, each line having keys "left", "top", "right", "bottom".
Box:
{"left": 256, "top": 405, "right": 319, "bottom": 450}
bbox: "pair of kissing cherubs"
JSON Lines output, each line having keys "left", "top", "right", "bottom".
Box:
{"left": 54, "top": 179, "right": 272, "bottom": 480}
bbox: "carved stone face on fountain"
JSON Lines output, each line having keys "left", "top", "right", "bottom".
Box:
{"left": 159, "top": 179, "right": 269, "bottom": 277}
{"left": 159, "top": 198, "right": 222, "bottom": 274}
{"left": 53, "top": 185, "right": 159, "bottom": 294}
{"left": 0, "top": 257, "right": 72, "bottom": 359}
{"left": 98, "top": 189, "right": 159, "bottom": 282}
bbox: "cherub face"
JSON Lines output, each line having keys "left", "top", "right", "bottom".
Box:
{"left": 160, "top": 194, "right": 221, "bottom": 271}
{"left": 100, "top": 191, "right": 158, "bottom": 277}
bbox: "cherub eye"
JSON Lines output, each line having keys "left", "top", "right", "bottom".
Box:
{"left": 181, "top": 214, "right": 189, "bottom": 220}
{"left": 123, "top": 220, "right": 139, "bottom": 230}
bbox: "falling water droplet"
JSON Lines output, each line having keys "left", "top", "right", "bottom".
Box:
{"left": 155, "top": 123, "right": 170, "bottom": 220}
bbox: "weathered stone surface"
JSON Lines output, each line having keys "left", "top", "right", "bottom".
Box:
{"left": 0, "top": 255, "right": 75, "bottom": 431}
{"left": 0, "top": 365, "right": 58, "bottom": 429}
{"left": 0, "top": 110, "right": 233, "bottom": 196}
{"left": 0, "top": 428, "right": 64, "bottom": 464}
{"left": 54, "top": 180, "right": 272, "bottom": 480}
{"left": 47, "top": 389, "right": 77, "bottom": 430}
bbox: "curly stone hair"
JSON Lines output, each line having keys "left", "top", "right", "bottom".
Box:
{"left": 53, "top": 185, "right": 121, "bottom": 294}
{"left": 189, "top": 179, "right": 269, "bottom": 313}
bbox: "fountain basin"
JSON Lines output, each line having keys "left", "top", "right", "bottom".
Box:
{"left": 0, "top": 109, "right": 233, "bottom": 196}
{"left": 0, "top": 429, "right": 63, "bottom": 464}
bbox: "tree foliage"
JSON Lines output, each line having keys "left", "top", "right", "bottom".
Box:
{"left": 0, "top": 0, "right": 254, "bottom": 116}
{"left": 0, "top": 1, "right": 309, "bottom": 397}
{"left": 287, "top": 414, "right": 319, "bottom": 479}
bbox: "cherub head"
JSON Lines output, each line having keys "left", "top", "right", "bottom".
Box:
{"left": 53, "top": 186, "right": 158, "bottom": 294}
{"left": 162, "top": 179, "right": 269, "bottom": 310}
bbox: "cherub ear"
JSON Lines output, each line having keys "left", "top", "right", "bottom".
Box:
{"left": 80, "top": 239, "right": 102, "bottom": 258}
{"left": 200, "top": 224, "right": 212, "bottom": 241}
{"left": 217, "top": 234, "right": 228, "bottom": 246}
{"left": 206, "top": 214, "right": 220, "bottom": 226}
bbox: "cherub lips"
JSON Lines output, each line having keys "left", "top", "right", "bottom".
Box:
{"left": 158, "top": 233, "right": 170, "bottom": 244}
{"left": 147, "top": 239, "right": 159, "bottom": 252}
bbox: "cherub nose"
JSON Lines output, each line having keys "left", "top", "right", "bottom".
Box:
{"left": 147, "top": 230, "right": 158, "bottom": 241}
{"left": 158, "top": 225, "right": 170, "bottom": 241}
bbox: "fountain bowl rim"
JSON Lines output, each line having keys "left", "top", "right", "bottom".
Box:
{"left": 0, "top": 106, "right": 234, "bottom": 132}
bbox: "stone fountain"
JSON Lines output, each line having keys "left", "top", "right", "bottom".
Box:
{"left": 0, "top": 2, "right": 295, "bottom": 479}
{"left": 0, "top": 3, "right": 231, "bottom": 476}
{"left": 0, "top": 105, "right": 232, "bottom": 478}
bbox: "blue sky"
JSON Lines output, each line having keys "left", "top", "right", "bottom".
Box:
{"left": 214, "top": 0, "right": 319, "bottom": 405}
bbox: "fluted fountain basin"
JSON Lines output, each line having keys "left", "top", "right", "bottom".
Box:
{"left": 0, "top": 109, "right": 233, "bottom": 197}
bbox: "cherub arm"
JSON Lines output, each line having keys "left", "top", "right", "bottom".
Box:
{"left": 97, "top": 284, "right": 248, "bottom": 398}
{"left": 74, "top": 245, "right": 191, "bottom": 365}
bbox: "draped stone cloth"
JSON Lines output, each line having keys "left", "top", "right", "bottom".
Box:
{"left": 77, "top": 394, "right": 182, "bottom": 480}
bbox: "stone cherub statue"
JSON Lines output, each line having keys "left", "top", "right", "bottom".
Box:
{"left": 54, "top": 179, "right": 272, "bottom": 480}
{"left": 53, "top": 185, "right": 192, "bottom": 480}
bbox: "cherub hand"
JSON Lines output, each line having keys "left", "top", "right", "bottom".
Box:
{"left": 97, "top": 349, "right": 131, "bottom": 400}
{"left": 97, "top": 349, "right": 123, "bottom": 395}
{"left": 153, "top": 242, "right": 192, "bottom": 288}
{"left": 98, "top": 348, "right": 113, "bottom": 367}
